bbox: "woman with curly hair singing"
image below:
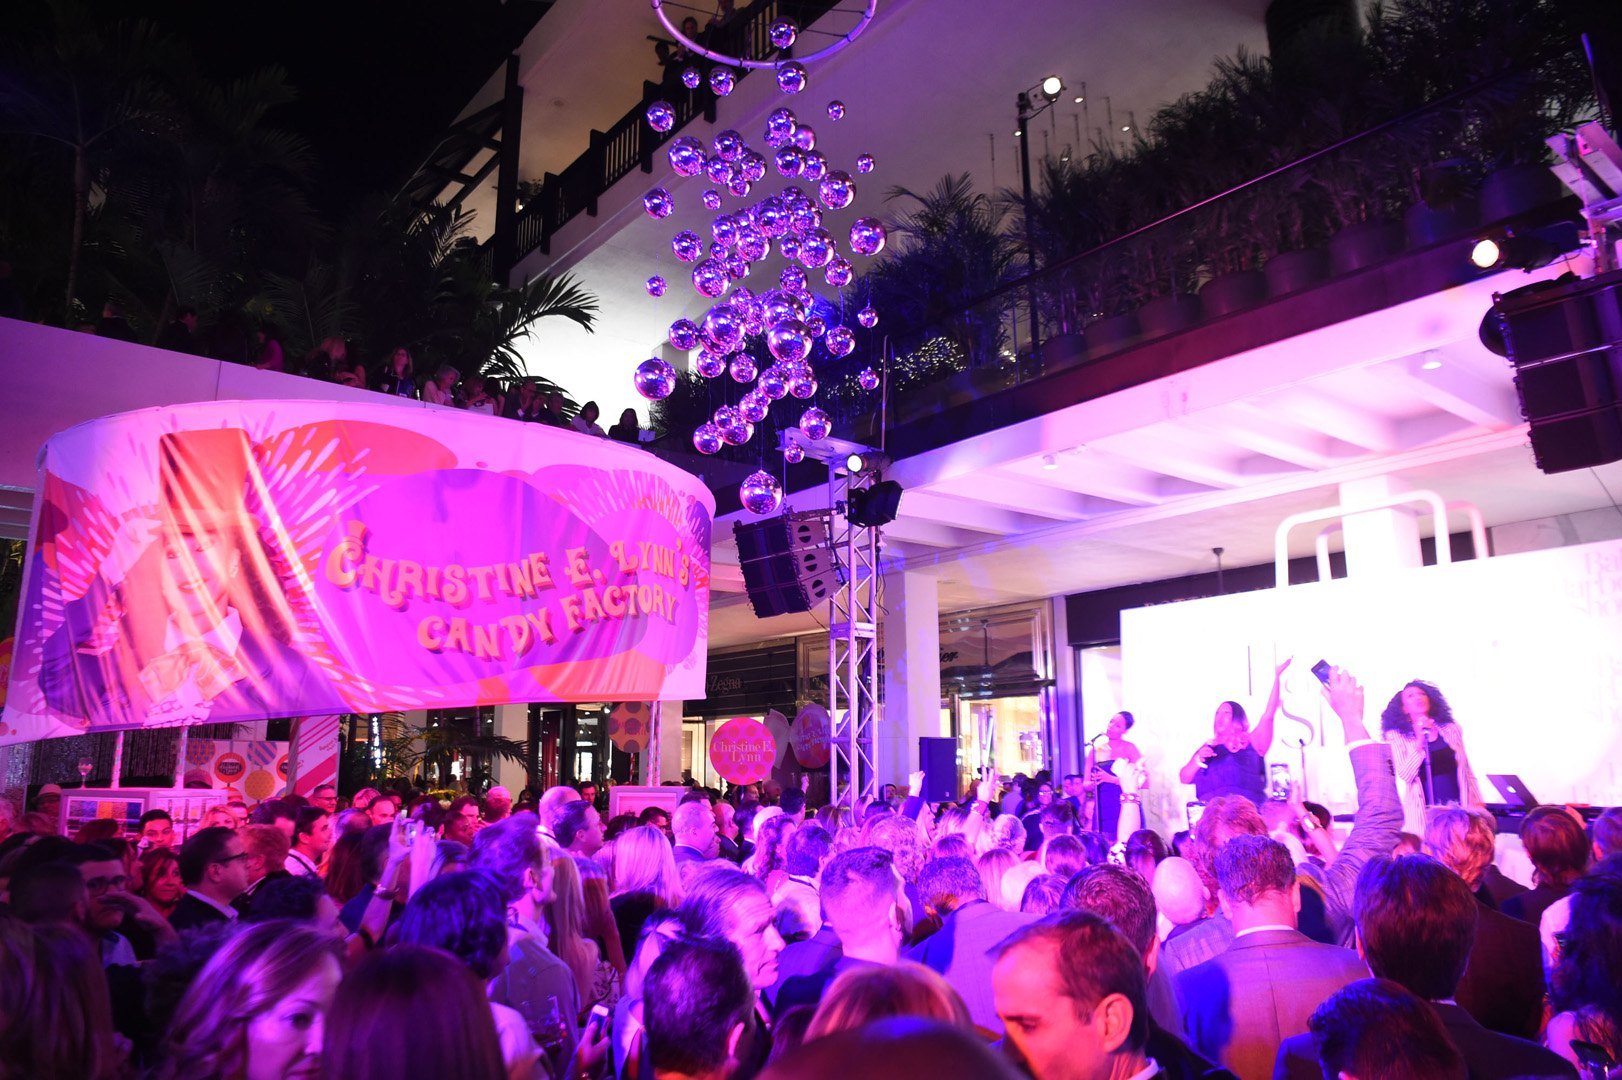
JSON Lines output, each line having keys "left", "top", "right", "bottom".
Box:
{"left": 1381, "top": 680, "right": 1484, "bottom": 834}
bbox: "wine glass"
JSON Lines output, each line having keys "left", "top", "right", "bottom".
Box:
{"left": 77, "top": 756, "right": 94, "bottom": 787}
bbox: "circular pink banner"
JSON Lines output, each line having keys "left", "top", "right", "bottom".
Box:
{"left": 709, "top": 717, "right": 776, "bottom": 785}
{"left": 792, "top": 704, "right": 831, "bottom": 769}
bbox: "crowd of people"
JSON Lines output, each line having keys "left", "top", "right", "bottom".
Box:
{"left": 1, "top": 668, "right": 1620, "bottom": 1079}
{"left": 76, "top": 305, "right": 647, "bottom": 444}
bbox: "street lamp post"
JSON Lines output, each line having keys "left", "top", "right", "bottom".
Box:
{"left": 1016, "top": 76, "right": 1063, "bottom": 375}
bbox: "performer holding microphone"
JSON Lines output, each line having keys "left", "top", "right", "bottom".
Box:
{"left": 1379, "top": 680, "right": 1484, "bottom": 833}
{"left": 1177, "top": 658, "right": 1291, "bottom": 806}
{"left": 1083, "top": 711, "right": 1142, "bottom": 835}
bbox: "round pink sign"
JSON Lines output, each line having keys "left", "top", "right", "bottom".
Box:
{"left": 709, "top": 717, "right": 776, "bottom": 785}
{"left": 792, "top": 704, "right": 831, "bottom": 769}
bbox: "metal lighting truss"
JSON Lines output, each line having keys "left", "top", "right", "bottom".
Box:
{"left": 827, "top": 465, "right": 881, "bottom": 807}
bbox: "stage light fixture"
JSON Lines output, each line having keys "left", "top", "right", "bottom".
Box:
{"left": 846, "top": 452, "right": 866, "bottom": 473}
{"left": 1040, "top": 76, "right": 1063, "bottom": 102}
{"left": 1470, "top": 222, "right": 1580, "bottom": 273}
{"left": 847, "top": 480, "right": 903, "bottom": 527}
{"left": 1470, "top": 238, "right": 1502, "bottom": 269}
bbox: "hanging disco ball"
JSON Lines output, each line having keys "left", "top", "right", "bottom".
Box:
{"left": 758, "top": 365, "right": 789, "bottom": 400}
{"left": 784, "top": 441, "right": 806, "bottom": 464}
{"left": 702, "top": 189, "right": 723, "bottom": 211}
{"left": 695, "top": 350, "right": 727, "bottom": 378}
{"left": 729, "top": 353, "right": 758, "bottom": 383}
{"left": 849, "top": 217, "right": 887, "bottom": 257}
{"left": 646, "top": 101, "right": 676, "bottom": 132}
{"left": 713, "top": 130, "right": 745, "bottom": 161}
{"left": 767, "top": 320, "right": 812, "bottom": 364}
{"left": 857, "top": 306, "right": 879, "bottom": 328}
{"left": 855, "top": 153, "right": 876, "bottom": 174}
{"left": 738, "top": 390, "right": 769, "bottom": 423}
{"left": 825, "top": 326, "right": 857, "bottom": 357}
{"left": 801, "top": 151, "right": 829, "bottom": 183}
{"left": 740, "top": 469, "right": 784, "bottom": 516}
{"left": 769, "top": 20, "right": 799, "bottom": 49}
{"left": 793, "top": 125, "right": 817, "bottom": 151}
{"left": 671, "top": 231, "right": 704, "bottom": 262}
{"left": 693, "top": 423, "right": 724, "bottom": 455}
{"left": 799, "top": 406, "right": 832, "bottom": 440}
{"left": 826, "top": 100, "right": 846, "bottom": 121}
{"left": 825, "top": 257, "right": 853, "bottom": 288}
{"left": 668, "top": 137, "right": 706, "bottom": 177}
{"left": 668, "top": 318, "right": 701, "bottom": 351}
{"left": 692, "top": 259, "right": 730, "bottom": 298}
{"left": 709, "top": 67, "right": 736, "bottom": 96}
{"left": 788, "top": 372, "right": 819, "bottom": 400}
{"left": 703, "top": 307, "right": 743, "bottom": 348}
{"left": 645, "top": 275, "right": 667, "bottom": 298}
{"left": 634, "top": 357, "right": 676, "bottom": 400}
{"left": 766, "top": 107, "right": 797, "bottom": 143}
{"left": 643, "top": 188, "right": 674, "bottom": 219}
{"left": 858, "top": 366, "right": 880, "bottom": 390}
{"left": 681, "top": 67, "right": 701, "bottom": 89}
{"left": 777, "top": 62, "right": 808, "bottom": 95}
{"left": 818, "top": 171, "right": 855, "bottom": 210}
{"left": 774, "top": 146, "right": 806, "bottom": 178}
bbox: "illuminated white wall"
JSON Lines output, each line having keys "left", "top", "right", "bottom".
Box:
{"left": 1121, "top": 537, "right": 1622, "bottom": 835}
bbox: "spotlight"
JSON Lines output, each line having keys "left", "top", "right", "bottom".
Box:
{"left": 1041, "top": 76, "right": 1063, "bottom": 102}
{"left": 1014, "top": 129, "right": 1023, "bottom": 138}
{"left": 847, "top": 480, "right": 903, "bottom": 527}
{"left": 1470, "top": 238, "right": 1501, "bottom": 269}
{"left": 1041, "top": 453, "right": 1058, "bottom": 469}
{"left": 1420, "top": 354, "right": 1444, "bottom": 371}
{"left": 1073, "top": 95, "right": 1085, "bottom": 104}
{"left": 1469, "top": 223, "right": 1580, "bottom": 272}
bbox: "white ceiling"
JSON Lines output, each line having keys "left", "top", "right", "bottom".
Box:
{"left": 701, "top": 258, "right": 1622, "bottom": 646}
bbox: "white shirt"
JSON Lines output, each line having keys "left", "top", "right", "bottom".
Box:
{"left": 1233, "top": 924, "right": 1295, "bottom": 938}
{"left": 286, "top": 848, "right": 320, "bottom": 877}
{"left": 189, "top": 888, "right": 240, "bottom": 921}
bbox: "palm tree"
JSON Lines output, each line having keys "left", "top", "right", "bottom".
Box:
{"left": 0, "top": 0, "right": 178, "bottom": 323}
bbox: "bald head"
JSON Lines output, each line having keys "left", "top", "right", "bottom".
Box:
{"left": 1152, "top": 856, "right": 1206, "bottom": 929}
{"left": 537, "top": 785, "right": 582, "bottom": 832}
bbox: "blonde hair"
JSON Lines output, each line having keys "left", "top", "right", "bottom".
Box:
{"left": 1001, "top": 860, "right": 1046, "bottom": 911}
{"left": 807, "top": 961, "right": 971, "bottom": 1038}
{"left": 611, "top": 824, "right": 683, "bottom": 905}
{"left": 977, "top": 848, "right": 1019, "bottom": 910}
{"left": 1423, "top": 806, "right": 1496, "bottom": 890}
{"left": 547, "top": 857, "right": 601, "bottom": 1006}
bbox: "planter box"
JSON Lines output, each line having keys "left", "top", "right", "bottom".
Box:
{"left": 1199, "top": 270, "right": 1268, "bottom": 317}
{"left": 1139, "top": 294, "right": 1202, "bottom": 338}
{"left": 1041, "top": 332, "right": 1087, "bottom": 371}
{"left": 1084, "top": 312, "right": 1141, "bottom": 354}
{"left": 1478, "top": 164, "right": 1563, "bottom": 225}
{"left": 1264, "top": 248, "right": 1331, "bottom": 297}
{"left": 1404, "top": 198, "right": 1478, "bottom": 248}
{"left": 1329, "top": 218, "right": 1404, "bottom": 275}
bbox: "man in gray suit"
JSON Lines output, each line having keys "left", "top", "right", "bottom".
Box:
{"left": 1163, "top": 666, "right": 1403, "bottom": 977}
{"left": 1176, "top": 835, "right": 1369, "bottom": 1080}
{"left": 1272, "top": 855, "right": 1576, "bottom": 1080}
{"left": 905, "top": 855, "right": 1034, "bottom": 1035}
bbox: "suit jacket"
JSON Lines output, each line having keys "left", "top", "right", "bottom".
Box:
{"left": 1162, "top": 914, "right": 1235, "bottom": 980}
{"left": 1149, "top": 1019, "right": 1238, "bottom": 1080}
{"left": 904, "top": 900, "right": 1035, "bottom": 1036}
{"left": 769, "top": 923, "right": 843, "bottom": 1012}
{"left": 1294, "top": 741, "right": 1403, "bottom": 947}
{"left": 1456, "top": 896, "right": 1547, "bottom": 1041}
{"left": 169, "top": 892, "right": 237, "bottom": 933}
{"left": 1272, "top": 1002, "right": 1577, "bottom": 1080}
{"left": 489, "top": 931, "right": 579, "bottom": 1066}
{"left": 1177, "top": 928, "right": 1369, "bottom": 1080}
{"left": 1479, "top": 865, "right": 1530, "bottom": 912}
{"left": 1502, "top": 883, "right": 1568, "bottom": 929}
{"left": 672, "top": 844, "right": 708, "bottom": 866}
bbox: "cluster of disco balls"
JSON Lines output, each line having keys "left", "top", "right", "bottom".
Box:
{"left": 630, "top": 21, "right": 887, "bottom": 517}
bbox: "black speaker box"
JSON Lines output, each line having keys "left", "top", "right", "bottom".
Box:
{"left": 918, "top": 737, "right": 958, "bottom": 804}
{"left": 733, "top": 519, "right": 811, "bottom": 618}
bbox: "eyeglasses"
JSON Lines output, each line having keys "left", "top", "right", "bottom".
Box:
{"left": 84, "top": 874, "right": 128, "bottom": 893}
{"left": 213, "top": 852, "right": 249, "bottom": 866}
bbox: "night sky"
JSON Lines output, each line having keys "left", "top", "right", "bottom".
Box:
{"left": 25, "top": 0, "right": 550, "bottom": 218}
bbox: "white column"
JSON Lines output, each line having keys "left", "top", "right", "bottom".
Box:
{"left": 879, "top": 570, "right": 942, "bottom": 789}
{"left": 492, "top": 703, "right": 529, "bottom": 792}
{"left": 654, "top": 700, "right": 684, "bottom": 785}
{"left": 1047, "top": 597, "right": 1082, "bottom": 777}
{"left": 1338, "top": 476, "right": 1424, "bottom": 578}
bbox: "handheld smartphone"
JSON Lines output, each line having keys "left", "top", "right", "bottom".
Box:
{"left": 402, "top": 818, "right": 421, "bottom": 844}
{"left": 1311, "top": 659, "right": 1333, "bottom": 685}
{"left": 588, "top": 1003, "right": 612, "bottom": 1032}
{"left": 1269, "top": 763, "right": 1292, "bottom": 800}
{"left": 1186, "top": 800, "right": 1206, "bottom": 828}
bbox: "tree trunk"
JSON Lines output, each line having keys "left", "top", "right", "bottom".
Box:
{"left": 64, "top": 145, "right": 89, "bottom": 326}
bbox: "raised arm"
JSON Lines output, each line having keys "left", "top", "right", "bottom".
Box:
{"left": 1312, "top": 666, "right": 1403, "bottom": 943}
{"left": 1250, "top": 658, "right": 1292, "bottom": 756}
{"left": 1178, "top": 741, "right": 1216, "bottom": 785}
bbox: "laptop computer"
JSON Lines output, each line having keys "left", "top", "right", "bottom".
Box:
{"left": 1487, "top": 774, "right": 1539, "bottom": 808}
